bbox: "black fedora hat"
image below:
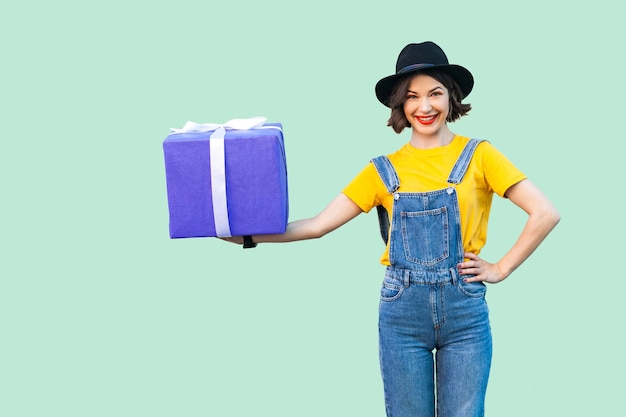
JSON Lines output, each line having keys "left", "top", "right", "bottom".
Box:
{"left": 375, "top": 41, "right": 474, "bottom": 107}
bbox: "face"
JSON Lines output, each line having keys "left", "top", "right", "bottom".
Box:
{"left": 403, "top": 74, "right": 451, "bottom": 136}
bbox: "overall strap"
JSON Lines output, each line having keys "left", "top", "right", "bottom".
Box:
{"left": 447, "top": 139, "right": 487, "bottom": 184}
{"left": 371, "top": 155, "right": 399, "bottom": 245}
{"left": 371, "top": 155, "right": 400, "bottom": 194}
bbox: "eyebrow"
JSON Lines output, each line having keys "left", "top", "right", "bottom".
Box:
{"left": 407, "top": 86, "right": 444, "bottom": 95}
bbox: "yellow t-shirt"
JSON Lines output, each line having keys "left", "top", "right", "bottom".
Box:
{"left": 342, "top": 136, "right": 527, "bottom": 265}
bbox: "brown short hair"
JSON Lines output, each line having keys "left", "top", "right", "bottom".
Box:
{"left": 386, "top": 69, "right": 472, "bottom": 133}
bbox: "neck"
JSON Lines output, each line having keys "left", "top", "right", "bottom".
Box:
{"left": 409, "top": 127, "right": 455, "bottom": 149}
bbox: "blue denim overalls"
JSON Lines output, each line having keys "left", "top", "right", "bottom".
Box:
{"left": 372, "top": 139, "right": 492, "bottom": 417}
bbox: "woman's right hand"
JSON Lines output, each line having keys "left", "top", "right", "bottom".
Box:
{"left": 220, "top": 236, "right": 244, "bottom": 245}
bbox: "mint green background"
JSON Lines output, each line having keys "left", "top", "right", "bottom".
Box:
{"left": 1, "top": 1, "right": 623, "bottom": 416}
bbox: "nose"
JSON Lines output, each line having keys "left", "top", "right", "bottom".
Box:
{"left": 418, "top": 97, "right": 432, "bottom": 113}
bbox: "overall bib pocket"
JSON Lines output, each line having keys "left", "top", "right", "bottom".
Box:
{"left": 401, "top": 207, "right": 449, "bottom": 267}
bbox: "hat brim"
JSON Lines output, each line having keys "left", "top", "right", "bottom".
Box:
{"left": 375, "top": 64, "right": 474, "bottom": 107}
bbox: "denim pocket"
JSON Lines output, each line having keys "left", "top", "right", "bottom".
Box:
{"left": 401, "top": 207, "right": 449, "bottom": 267}
{"left": 457, "top": 279, "right": 487, "bottom": 298}
{"left": 380, "top": 276, "right": 405, "bottom": 302}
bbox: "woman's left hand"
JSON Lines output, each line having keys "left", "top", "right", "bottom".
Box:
{"left": 457, "top": 252, "right": 505, "bottom": 284}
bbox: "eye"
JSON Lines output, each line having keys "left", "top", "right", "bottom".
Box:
{"left": 406, "top": 94, "right": 418, "bottom": 100}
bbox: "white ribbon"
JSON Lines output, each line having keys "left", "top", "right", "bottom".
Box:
{"left": 169, "top": 116, "right": 269, "bottom": 135}
{"left": 169, "top": 117, "right": 282, "bottom": 238}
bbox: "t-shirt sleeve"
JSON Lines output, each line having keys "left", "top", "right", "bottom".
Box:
{"left": 342, "top": 162, "right": 386, "bottom": 213}
{"left": 480, "top": 142, "right": 527, "bottom": 197}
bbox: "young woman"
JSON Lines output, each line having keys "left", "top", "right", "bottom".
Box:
{"left": 225, "top": 41, "right": 560, "bottom": 417}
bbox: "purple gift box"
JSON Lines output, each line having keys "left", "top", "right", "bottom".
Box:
{"left": 163, "top": 120, "right": 288, "bottom": 238}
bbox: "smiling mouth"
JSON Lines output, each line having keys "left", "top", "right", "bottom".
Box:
{"left": 415, "top": 114, "right": 438, "bottom": 125}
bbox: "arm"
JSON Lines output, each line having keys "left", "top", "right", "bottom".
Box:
{"left": 224, "top": 193, "right": 363, "bottom": 244}
{"left": 459, "top": 179, "right": 560, "bottom": 283}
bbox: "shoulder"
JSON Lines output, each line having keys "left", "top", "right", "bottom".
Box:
{"left": 451, "top": 136, "right": 504, "bottom": 161}
{"left": 471, "top": 140, "right": 527, "bottom": 196}
{"left": 472, "top": 139, "right": 513, "bottom": 164}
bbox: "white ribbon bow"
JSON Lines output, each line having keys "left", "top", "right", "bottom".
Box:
{"left": 169, "top": 116, "right": 268, "bottom": 135}
{"left": 169, "top": 117, "right": 281, "bottom": 238}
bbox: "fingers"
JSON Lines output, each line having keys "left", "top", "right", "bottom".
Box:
{"left": 461, "top": 252, "right": 480, "bottom": 262}
{"left": 457, "top": 252, "right": 503, "bottom": 284}
{"left": 457, "top": 252, "right": 486, "bottom": 281}
{"left": 457, "top": 252, "right": 482, "bottom": 274}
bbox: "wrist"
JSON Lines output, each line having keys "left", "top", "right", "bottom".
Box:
{"left": 495, "top": 262, "right": 510, "bottom": 281}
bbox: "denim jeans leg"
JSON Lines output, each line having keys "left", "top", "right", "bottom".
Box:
{"left": 379, "top": 283, "right": 437, "bottom": 417}
{"left": 435, "top": 283, "right": 492, "bottom": 417}
{"left": 380, "top": 346, "right": 435, "bottom": 417}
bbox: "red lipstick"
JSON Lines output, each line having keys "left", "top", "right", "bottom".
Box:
{"left": 416, "top": 114, "right": 438, "bottom": 125}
